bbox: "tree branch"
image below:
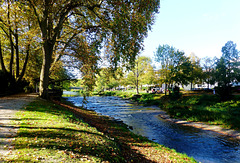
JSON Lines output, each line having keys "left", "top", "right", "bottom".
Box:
{"left": 27, "top": 0, "right": 42, "bottom": 31}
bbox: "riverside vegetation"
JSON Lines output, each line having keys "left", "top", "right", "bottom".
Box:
{"left": 1, "top": 99, "right": 196, "bottom": 162}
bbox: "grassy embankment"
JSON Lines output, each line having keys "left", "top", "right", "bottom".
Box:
{"left": 159, "top": 94, "right": 240, "bottom": 130}
{"left": 100, "top": 90, "right": 240, "bottom": 130}
{"left": 1, "top": 99, "right": 196, "bottom": 162}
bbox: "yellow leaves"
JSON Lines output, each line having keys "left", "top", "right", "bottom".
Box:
{"left": 69, "top": 141, "right": 74, "bottom": 147}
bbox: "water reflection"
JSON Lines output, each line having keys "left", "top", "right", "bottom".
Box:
{"left": 66, "top": 96, "right": 240, "bottom": 163}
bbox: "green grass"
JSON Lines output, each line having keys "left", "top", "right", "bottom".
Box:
{"left": 2, "top": 100, "right": 123, "bottom": 162}
{"left": 98, "top": 90, "right": 164, "bottom": 106}
{"left": 1, "top": 99, "right": 196, "bottom": 162}
{"left": 99, "top": 91, "right": 240, "bottom": 130}
{"left": 160, "top": 95, "right": 240, "bottom": 130}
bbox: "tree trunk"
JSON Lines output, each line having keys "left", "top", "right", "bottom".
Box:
{"left": 39, "top": 42, "right": 53, "bottom": 99}
{"left": 0, "top": 41, "right": 7, "bottom": 73}
{"left": 15, "top": 31, "right": 19, "bottom": 78}
{"left": 8, "top": 3, "right": 14, "bottom": 77}
{"left": 165, "top": 84, "right": 167, "bottom": 95}
{"left": 136, "top": 60, "right": 139, "bottom": 94}
{"left": 136, "top": 78, "right": 139, "bottom": 94}
{"left": 17, "top": 44, "right": 30, "bottom": 82}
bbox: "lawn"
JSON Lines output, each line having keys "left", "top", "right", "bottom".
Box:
{"left": 1, "top": 99, "right": 196, "bottom": 162}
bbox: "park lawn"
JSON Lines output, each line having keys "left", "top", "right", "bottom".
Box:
{"left": 2, "top": 99, "right": 196, "bottom": 162}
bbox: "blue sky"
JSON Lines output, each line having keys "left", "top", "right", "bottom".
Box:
{"left": 141, "top": 0, "right": 240, "bottom": 60}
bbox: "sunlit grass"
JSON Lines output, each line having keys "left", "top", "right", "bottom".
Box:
{"left": 1, "top": 99, "right": 197, "bottom": 162}
{"left": 160, "top": 95, "right": 240, "bottom": 130}
{"left": 2, "top": 100, "right": 122, "bottom": 162}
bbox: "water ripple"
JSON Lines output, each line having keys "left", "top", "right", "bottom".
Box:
{"left": 66, "top": 96, "right": 240, "bottom": 163}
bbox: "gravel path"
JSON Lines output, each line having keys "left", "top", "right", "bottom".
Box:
{"left": 0, "top": 93, "right": 38, "bottom": 158}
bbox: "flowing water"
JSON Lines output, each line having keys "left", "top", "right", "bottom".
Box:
{"left": 65, "top": 95, "right": 240, "bottom": 163}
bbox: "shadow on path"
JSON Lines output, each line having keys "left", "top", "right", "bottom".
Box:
{"left": 0, "top": 93, "right": 38, "bottom": 156}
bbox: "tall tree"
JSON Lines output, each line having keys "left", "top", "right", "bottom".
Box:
{"left": 202, "top": 56, "right": 216, "bottom": 89}
{"left": 154, "top": 44, "right": 175, "bottom": 94}
{"left": 0, "top": 1, "right": 37, "bottom": 91}
{"left": 188, "top": 53, "right": 203, "bottom": 90}
{"left": 155, "top": 45, "right": 196, "bottom": 94}
{"left": 130, "top": 56, "right": 152, "bottom": 94}
{"left": 22, "top": 0, "right": 160, "bottom": 99}
{"left": 170, "top": 50, "right": 192, "bottom": 87}
{"left": 141, "top": 61, "right": 156, "bottom": 86}
{"left": 214, "top": 41, "right": 240, "bottom": 100}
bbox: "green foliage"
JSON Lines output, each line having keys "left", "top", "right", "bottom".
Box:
{"left": 202, "top": 56, "right": 216, "bottom": 88}
{"left": 0, "top": 0, "right": 161, "bottom": 98}
{"left": 187, "top": 53, "right": 205, "bottom": 90}
{"left": 212, "top": 41, "right": 240, "bottom": 101}
{"left": 95, "top": 67, "right": 124, "bottom": 92}
{"left": 154, "top": 44, "right": 201, "bottom": 93}
{"left": 126, "top": 56, "right": 155, "bottom": 94}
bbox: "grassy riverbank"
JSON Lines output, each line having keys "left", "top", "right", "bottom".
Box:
{"left": 2, "top": 99, "right": 196, "bottom": 162}
{"left": 96, "top": 90, "right": 162, "bottom": 106}
{"left": 159, "top": 94, "right": 240, "bottom": 130}
{"left": 100, "top": 91, "right": 240, "bottom": 130}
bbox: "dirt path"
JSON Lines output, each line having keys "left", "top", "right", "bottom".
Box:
{"left": 0, "top": 93, "right": 38, "bottom": 158}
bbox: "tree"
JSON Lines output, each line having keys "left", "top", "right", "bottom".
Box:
{"left": 95, "top": 67, "right": 123, "bottom": 92}
{"left": 0, "top": 1, "right": 39, "bottom": 92}
{"left": 141, "top": 61, "right": 156, "bottom": 86}
{"left": 154, "top": 44, "right": 175, "bottom": 94}
{"left": 202, "top": 56, "right": 216, "bottom": 89}
{"left": 20, "top": 0, "right": 160, "bottom": 99}
{"left": 214, "top": 41, "right": 240, "bottom": 100}
{"left": 126, "top": 56, "right": 153, "bottom": 94}
{"left": 170, "top": 50, "right": 192, "bottom": 87}
{"left": 188, "top": 53, "right": 204, "bottom": 90}
{"left": 154, "top": 45, "right": 193, "bottom": 94}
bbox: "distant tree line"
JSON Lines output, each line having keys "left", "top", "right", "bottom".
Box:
{"left": 95, "top": 41, "right": 240, "bottom": 101}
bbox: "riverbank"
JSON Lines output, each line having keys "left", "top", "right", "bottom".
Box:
{"left": 158, "top": 109, "right": 240, "bottom": 140}
{"left": 1, "top": 96, "right": 196, "bottom": 162}
{"left": 157, "top": 94, "right": 240, "bottom": 140}
{"left": 98, "top": 91, "right": 240, "bottom": 140}
{"left": 54, "top": 99, "right": 196, "bottom": 162}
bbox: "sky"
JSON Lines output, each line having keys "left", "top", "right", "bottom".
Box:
{"left": 141, "top": 0, "right": 240, "bottom": 60}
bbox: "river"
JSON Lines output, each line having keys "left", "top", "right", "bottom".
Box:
{"left": 65, "top": 95, "right": 240, "bottom": 163}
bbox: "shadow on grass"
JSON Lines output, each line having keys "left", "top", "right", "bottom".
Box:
{"left": 53, "top": 101, "right": 160, "bottom": 163}
{"left": 13, "top": 125, "right": 107, "bottom": 138}
{"left": 13, "top": 100, "right": 158, "bottom": 163}
{"left": 13, "top": 126, "right": 123, "bottom": 162}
